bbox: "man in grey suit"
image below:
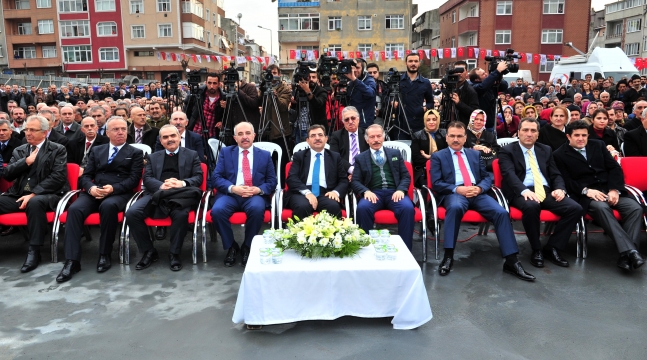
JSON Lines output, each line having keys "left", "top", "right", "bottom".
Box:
{"left": 54, "top": 106, "right": 80, "bottom": 139}
{"left": 126, "top": 125, "right": 203, "bottom": 271}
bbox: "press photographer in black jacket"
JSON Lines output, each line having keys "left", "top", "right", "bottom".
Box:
{"left": 470, "top": 61, "right": 509, "bottom": 132}
{"left": 449, "top": 60, "right": 479, "bottom": 125}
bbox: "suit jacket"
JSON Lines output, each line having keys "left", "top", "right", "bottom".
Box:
{"left": 54, "top": 121, "right": 81, "bottom": 139}
{"left": 154, "top": 130, "right": 205, "bottom": 161}
{"left": 211, "top": 145, "right": 277, "bottom": 207}
{"left": 498, "top": 142, "right": 566, "bottom": 200}
{"left": 0, "top": 135, "right": 23, "bottom": 163}
{"left": 67, "top": 135, "right": 109, "bottom": 166}
{"left": 350, "top": 147, "right": 410, "bottom": 195}
{"left": 328, "top": 128, "right": 369, "bottom": 172}
{"left": 143, "top": 147, "right": 203, "bottom": 195}
{"left": 622, "top": 126, "right": 647, "bottom": 157}
{"left": 126, "top": 91, "right": 142, "bottom": 100}
{"left": 553, "top": 139, "right": 625, "bottom": 210}
{"left": 286, "top": 148, "right": 348, "bottom": 202}
{"left": 127, "top": 123, "right": 160, "bottom": 151}
{"left": 20, "top": 129, "right": 69, "bottom": 148}
{"left": 431, "top": 147, "right": 492, "bottom": 205}
{"left": 538, "top": 124, "right": 568, "bottom": 151}
{"left": 80, "top": 143, "right": 144, "bottom": 194}
{"left": 2, "top": 139, "right": 69, "bottom": 207}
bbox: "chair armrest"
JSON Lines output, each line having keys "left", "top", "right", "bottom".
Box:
{"left": 490, "top": 186, "right": 509, "bottom": 213}
{"left": 624, "top": 185, "right": 646, "bottom": 206}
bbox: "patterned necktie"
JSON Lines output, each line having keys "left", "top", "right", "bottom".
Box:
{"left": 168, "top": 152, "right": 174, "bottom": 157}
{"left": 579, "top": 148, "right": 587, "bottom": 160}
{"left": 455, "top": 151, "right": 472, "bottom": 187}
{"left": 375, "top": 150, "right": 384, "bottom": 166}
{"left": 0, "top": 143, "right": 6, "bottom": 152}
{"left": 350, "top": 133, "right": 359, "bottom": 165}
{"left": 527, "top": 149, "right": 546, "bottom": 202}
{"left": 65, "top": 126, "right": 69, "bottom": 133}
{"left": 85, "top": 141, "right": 91, "bottom": 151}
{"left": 242, "top": 149, "right": 253, "bottom": 187}
{"left": 135, "top": 128, "right": 142, "bottom": 143}
{"left": 312, "top": 153, "right": 321, "bottom": 196}
{"left": 108, "top": 146, "right": 118, "bottom": 164}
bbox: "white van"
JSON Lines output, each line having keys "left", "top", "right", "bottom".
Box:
{"left": 549, "top": 47, "right": 639, "bottom": 84}
{"left": 502, "top": 70, "right": 533, "bottom": 85}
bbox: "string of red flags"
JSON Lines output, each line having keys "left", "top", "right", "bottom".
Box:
{"left": 156, "top": 52, "right": 275, "bottom": 66}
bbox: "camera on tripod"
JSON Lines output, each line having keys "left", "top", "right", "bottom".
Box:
{"left": 386, "top": 67, "right": 401, "bottom": 93}
{"left": 260, "top": 68, "right": 281, "bottom": 91}
{"left": 317, "top": 55, "right": 338, "bottom": 89}
{"left": 337, "top": 59, "right": 356, "bottom": 75}
{"left": 440, "top": 67, "right": 465, "bottom": 93}
{"left": 186, "top": 69, "right": 202, "bottom": 94}
{"left": 293, "top": 60, "right": 317, "bottom": 84}
{"left": 164, "top": 73, "right": 179, "bottom": 89}
{"left": 222, "top": 61, "right": 244, "bottom": 94}
{"left": 484, "top": 48, "right": 520, "bottom": 75}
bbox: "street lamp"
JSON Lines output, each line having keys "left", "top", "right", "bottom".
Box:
{"left": 258, "top": 25, "right": 273, "bottom": 61}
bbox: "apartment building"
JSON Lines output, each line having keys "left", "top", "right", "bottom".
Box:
{"left": 412, "top": 9, "right": 440, "bottom": 78}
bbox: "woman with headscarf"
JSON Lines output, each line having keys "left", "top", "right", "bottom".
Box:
{"left": 411, "top": 109, "right": 447, "bottom": 187}
{"left": 556, "top": 87, "right": 567, "bottom": 101}
{"left": 496, "top": 105, "right": 519, "bottom": 138}
{"left": 465, "top": 109, "right": 499, "bottom": 171}
{"left": 522, "top": 105, "right": 538, "bottom": 120}
{"left": 538, "top": 106, "right": 570, "bottom": 151}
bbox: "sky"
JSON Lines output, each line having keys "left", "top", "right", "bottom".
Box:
{"left": 224, "top": 0, "right": 617, "bottom": 58}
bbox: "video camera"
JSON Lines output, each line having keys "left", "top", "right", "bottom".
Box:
{"left": 164, "top": 73, "right": 179, "bottom": 89}
{"left": 222, "top": 61, "right": 244, "bottom": 94}
{"left": 484, "top": 48, "right": 520, "bottom": 75}
{"left": 186, "top": 69, "right": 202, "bottom": 94}
{"left": 440, "top": 67, "right": 465, "bottom": 93}
{"left": 293, "top": 60, "right": 317, "bottom": 84}
{"left": 385, "top": 67, "right": 401, "bottom": 93}
{"left": 317, "top": 55, "right": 338, "bottom": 89}
{"left": 260, "top": 68, "right": 281, "bottom": 92}
{"left": 337, "top": 59, "right": 356, "bottom": 75}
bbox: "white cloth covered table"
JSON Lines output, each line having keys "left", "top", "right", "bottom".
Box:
{"left": 232, "top": 235, "right": 432, "bottom": 330}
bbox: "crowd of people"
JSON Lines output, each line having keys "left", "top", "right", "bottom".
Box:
{"left": 0, "top": 53, "right": 646, "bottom": 285}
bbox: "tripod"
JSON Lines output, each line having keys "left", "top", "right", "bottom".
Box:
{"left": 292, "top": 87, "right": 313, "bottom": 144}
{"left": 259, "top": 84, "right": 292, "bottom": 159}
{"left": 183, "top": 89, "right": 216, "bottom": 176}
{"left": 383, "top": 88, "right": 413, "bottom": 140}
{"left": 439, "top": 88, "right": 459, "bottom": 129}
{"left": 219, "top": 86, "right": 250, "bottom": 147}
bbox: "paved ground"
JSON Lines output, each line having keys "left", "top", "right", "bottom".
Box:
{"left": 0, "top": 221, "right": 646, "bottom": 360}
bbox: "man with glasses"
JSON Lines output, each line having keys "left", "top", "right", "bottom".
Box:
{"left": 329, "top": 106, "right": 369, "bottom": 180}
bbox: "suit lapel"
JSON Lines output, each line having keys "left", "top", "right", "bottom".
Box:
{"left": 302, "top": 149, "right": 311, "bottom": 184}
{"left": 153, "top": 152, "right": 163, "bottom": 178}
{"left": 341, "top": 130, "right": 349, "bottom": 158}
{"left": 324, "top": 150, "right": 334, "bottom": 187}
{"left": 232, "top": 146, "right": 240, "bottom": 181}
{"left": 512, "top": 144, "right": 526, "bottom": 169}
{"left": 177, "top": 148, "right": 186, "bottom": 179}
{"left": 535, "top": 145, "right": 549, "bottom": 178}
{"left": 443, "top": 148, "right": 456, "bottom": 185}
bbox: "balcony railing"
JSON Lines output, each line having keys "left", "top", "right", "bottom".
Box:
{"left": 278, "top": 0, "right": 319, "bottom": 7}
{"left": 606, "top": 33, "right": 622, "bottom": 39}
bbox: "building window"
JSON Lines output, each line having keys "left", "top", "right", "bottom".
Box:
{"left": 467, "top": 33, "right": 476, "bottom": 46}
{"left": 97, "top": 22, "right": 117, "bottom": 36}
{"left": 99, "top": 47, "right": 119, "bottom": 61}
{"left": 606, "top": 0, "right": 642, "bottom": 13}
{"left": 157, "top": 0, "right": 170, "bottom": 12}
{"left": 15, "top": 0, "right": 30, "bottom": 9}
{"left": 130, "top": 0, "right": 143, "bottom": 13}
{"left": 543, "top": 0, "right": 564, "bottom": 14}
{"left": 469, "top": 5, "right": 478, "bottom": 16}
{"left": 614, "top": 23, "right": 622, "bottom": 36}
{"left": 452, "top": 37, "right": 456, "bottom": 47}
{"left": 63, "top": 45, "right": 92, "bottom": 62}
{"left": 466, "top": 59, "right": 477, "bottom": 71}
{"left": 14, "top": 46, "right": 36, "bottom": 59}
{"left": 627, "top": 19, "right": 642, "bottom": 33}
{"left": 358, "top": 15, "right": 372, "bottom": 30}
{"left": 625, "top": 43, "right": 640, "bottom": 56}
{"left": 358, "top": 43, "right": 372, "bottom": 52}
{"left": 37, "top": 0, "right": 52, "bottom": 8}
{"left": 42, "top": 46, "right": 57, "bottom": 58}
{"left": 327, "top": 44, "right": 341, "bottom": 53}
{"left": 496, "top": 1, "right": 512, "bottom": 15}
{"left": 134, "top": 51, "right": 153, "bottom": 56}
{"left": 95, "top": 0, "right": 115, "bottom": 11}
{"left": 452, "top": 11, "right": 456, "bottom": 23}
{"left": 328, "top": 16, "right": 341, "bottom": 30}
{"left": 385, "top": 43, "right": 405, "bottom": 54}
{"left": 146, "top": 72, "right": 156, "bottom": 80}
{"left": 182, "top": 22, "right": 204, "bottom": 41}
{"left": 58, "top": 0, "right": 87, "bottom": 12}
{"left": 540, "top": 60, "right": 556, "bottom": 73}
{"left": 38, "top": 20, "right": 54, "bottom": 34}
{"left": 541, "top": 29, "right": 563, "bottom": 43}
{"left": 18, "top": 22, "right": 33, "bottom": 35}
{"left": 385, "top": 15, "right": 404, "bottom": 29}
{"left": 278, "top": 13, "right": 320, "bottom": 31}
{"left": 60, "top": 21, "right": 90, "bottom": 37}
{"left": 495, "top": 30, "right": 511, "bottom": 44}
{"left": 158, "top": 24, "right": 172, "bottom": 37}
{"left": 131, "top": 25, "right": 145, "bottom": 38}
{"left": 0, "top": 45, "right": 3, "bottom": 58}
{"left": 181, "top": 0, "right": 203, "bottom": 17}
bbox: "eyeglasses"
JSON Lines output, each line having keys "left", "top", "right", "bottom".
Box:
{"left": 24, "top": 128, "right": 45, "bottom": 133}
{"left": 343, "top": 116, "right": 358, "bottom": 122}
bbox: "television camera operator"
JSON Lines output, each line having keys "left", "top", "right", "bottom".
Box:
{"left": 343, "top": 59, "right": 377, "bottom": 129}
{"left": 366, "top": 63, "right": 389, "bottom": 127}
{"left": 446, "top": 60, "right": 479, "bottom": 126}
{"left": 295, "top": 69, "right": 328, "bottom": 131}
{"left": 219, "top": 69, "right": 261, "bottom": 134}
{"left": 187, "top": 72, "right": 224, "bottom": 139}
{"left": 469, "top": 60, "right": 509, "bottom": 133}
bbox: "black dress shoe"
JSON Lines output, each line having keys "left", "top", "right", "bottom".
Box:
{"left": 155, "top": 227, "right": 166, "bottom": 240}
{"left": 135, "top": 249, "right": 159, "bottom": 270}
{"left": 20, "top": 248, "right": 41, "bottom": 273}
{"left": 56, "top": 260, "right": 81, "bottom": 283}
{"left": 438, "top": 258, "right": 453, "bottom": 276}
{"left": 617, "top": 255, "right": 632, "bottom": 271}
{"left": 241, "top": 246, "right": 250, "bottom": 268}
{"left": 628, "top": 250, "right": 645, "bottom": 270}
{"left": 1, "top": 226, "right": 19, "bottom": 237}
{"left": 543, "top": 247, "right": 569, "bottom": 267}
{"left": 530, "top": 250, "right": 544, "bottom": 268}
{"left": 224, "top": 247, "right": 238, "bottom": 267}
{"left": 169, "top": 253, "right": 182, "bottom": 271}
{"left": 97, "top": 254, "right": 112, "bottom": 273}
{"left": 503, "top": 261, "right": 536, "bottom": 282}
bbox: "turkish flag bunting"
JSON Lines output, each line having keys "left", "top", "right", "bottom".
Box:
{"left": 519, "top": 53, "right": 525, "bottom": 60}
{"left": 289, "top": 50, "right": 296, "bottom": 60}
{"left": 431, "top": 48, "right": 437, "bottom": 58}
{"left": 380, "top": 51, "right": 386, "bottom": 61}
{"left": 160, "top": 52, "right": 166, "bottom": 61}
{"left": 349, "top": 51, "right": 355, "bottom": 58}
{"left": 368, "top": 50, "right": 374, "bottom": 60}
{"left": 246, "top": 56, "right": 252, "bottom": 61}
{"left": 547, "top": 54, "right": 554, "bottom": 60}
{"left": 405, "top": 50, "right": 411, "bottom": 56}
{"left": 418, "top": 49, "right": 425, "bottom": 59}
{"left": 481, "top": 50, "right": 486, "bottom": 59}
{"left": 394, "top": 51, "right": 399, "bottom": 60}
{"left": 354, "top": 51, "right": 360, "bottom": 59}
{"left": 492, "top": 50, "right": 499, "bottom": 57}
{"left": 457, "top": 47, "right": 464, "bottom": 57}
{"left": 170, "top": 53, "right": 177, "bottom": 62}
{"left": 313, "top": 50, "right": 319, "bottom": 59}
{"left": 533, "top": 54, "right": 540, "bottom": 64}
{"left": 637, "top": 58, "right": 644, "bottom": 70}
{"left": 468, "top": 48, "right": 474, "bottom": 58}
{"left": 444, "top": 48, "right": 451, "bottom": 58}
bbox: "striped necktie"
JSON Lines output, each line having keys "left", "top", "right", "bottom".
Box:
{"left": 108, "top": 146, "right": 118, "bottom": 164}
{"left": 350, "top": 133, "right": 359, "bottom": 165}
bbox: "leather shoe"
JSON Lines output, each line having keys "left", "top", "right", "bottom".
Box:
{"left": 1, "top": 226, "right": 19, "bottom": 237}
{"left": 224, "top": 247, "right": 238, "bottom": 267}
{"left": 617, "top": 255, "right": 632, "bottom": 271}
{"left": 503, "top": 261, "right": 536, "bottom": 282}
{"left": 628, "top": 250, "right": 645, "bottom": 270}
{"left": 20, "top": 248, "right": 41, "bottom": 273}
{"left": 241, "top": 246, "right": 250, "bottom": 268}
{"left": 155, "top": 227, "right": 166, "bottom": 240}
{"left": 543, "top": 247, "right": 569, "bottom": 267}
{"left": 530, "top": 250, "right": 544, "bottom": 268}
{"left": 56, "top": 260, "right": 81, "bottom": 283}
{"left": 135, "top": 249, "right": 159, "bottom": 270}
{"left": 438, "top": 258, "right": 453, "bottom": 276}
{"left": 169, "top": 253, "right": 182, "bottom": 271}
{"left": 96, "top": 254, "right": 112, "bottom": 273}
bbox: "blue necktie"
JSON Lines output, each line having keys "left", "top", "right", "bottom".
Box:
{"left": 312, "top": 153, "right": 321, "bottom": 197}
{"left": 108, "top": 146, "right": 118, "bottom": 164}
{"left": 375, "top": 150, "right": 384, "bottom": 166}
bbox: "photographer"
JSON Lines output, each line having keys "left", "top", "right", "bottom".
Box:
{"left": 188, "top": 73, "right": 225, "bottom": 139}
{"left": 449, "top": 60, "right": 480, "bottom": 125}
{"left": 296, "top": 70, "right": 328, "bottom": 130}
{"left": 344, "top": 59, "right": 377, "bottom": 129}
{"left": 366, "top": 63, "right": 389, "bottom": 127}
{"left": 220, "top": 78, "right": 261, "bottom": 135}
{"left": 469, "top": 61, "right": 509, "bottom": 132}
{"left": 393, "top": 53, "right": 435, "bottom": 139}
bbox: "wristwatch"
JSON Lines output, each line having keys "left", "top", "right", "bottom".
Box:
{"left": 306, "top": 92, "right": 312, "bottom": 96}
{"left": 582, "top": 187, "right": 588, "bottom": 195}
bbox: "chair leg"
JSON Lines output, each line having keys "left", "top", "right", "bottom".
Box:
{"left": 435, "top": 222, "right": 441, "bottom": 260}
{"left": 125, "top": 225, "right": 131, "bottom": 265}
{"left": 582, "top": 219, "right": 588, "bottom": 259}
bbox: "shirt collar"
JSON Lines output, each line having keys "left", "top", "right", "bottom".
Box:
{"left": 239, "top": 145, "right": 254, "bottom": 154}
{"left": 109, "top": 142, "right": 126, "bottom": 152}
{"left": 373, "top": 146, "right": 384, "bottom": 154}
{"left": 519, "top": 143, "right": 535, "bottom": 153}
{"left": 33, "top": 139, "right": 46, "bottom": 150}
{"left": 165, "top": 148, "right": 180, "bottom": 156}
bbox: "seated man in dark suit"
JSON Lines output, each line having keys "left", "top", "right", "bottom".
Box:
{"left": 25, "top": 109, "right": 69, "bottom": 148}
{"left": 210, "top": 121, "right": 277, "bottom": 267}
{"left": 431, "top": 121, "right": 535, "bottom": 281}
{"left": 66, "top": 117, "right": 109, "bottom": 176}
{"left": 126, "top": 125, "right": 203, "bottom": 272}
{"left": 554, "top": 120, "right": 645, "bottom": 272}
{"left": 54, "top": 106, "right": 81, "bottom": 139}
{"left": 498, "top": 118, "right": 582, "bottom": 268}
{"left": 0, "top": 115, "right": 69, "bottom": 273}
{"left": 351, "top": 124, "right": 415, "bottom": 250}
{"left": 154, "top": 111, "right": 205, "bottom": 161}
{"left": 0, "top": 119, "right": 24, "bottom": 162}
{"left": 285, "top": 124, "right": 348, "bottom": 220}
{"left": 622, "top": 111, "right": 647, "bottom": 156}
{"left": 128, "top": 106, "right": 159, "bottom": 150}
{"left": 329, "top": 106, "right": 369, "bottom": 180}
{"left": 56, "top": 116, "right": 143, "bottom": 282}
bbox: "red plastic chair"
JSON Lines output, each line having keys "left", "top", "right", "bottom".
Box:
{"left": 620, "top": 157, "right": 647, "bottom": 228}
{"left": 353, "top": 161, "right": 427, "bottom": 260}
{"left": 278, "top": 161, "right": 349, "bottom": 227}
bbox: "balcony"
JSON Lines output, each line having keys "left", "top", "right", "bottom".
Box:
{"left": 8, "top": 57, "right": 61, "bottom": 68}
{"left": 606, "top": 32, "right": 622, "bottom": 39}
{"left": 458, "top": 17, "right": 479, "bottom": 35}
{"left": 278, "top": 0, "right": 319, "bottom": 7}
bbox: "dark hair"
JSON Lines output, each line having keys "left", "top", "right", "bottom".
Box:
{"left": 267, "top": 64, "right": 280, "bottom": 73}
{"left": 405, "top": 52, "right": 420, "bottom": 62}
{"left": 366, "top": 63, "right": 379, "bottom": 71}
{"left": 519, "top": 117, "right": 540, "bottom": 130}
{"left": 617, "top": 79, "right": 628, "bottom": 87}
{"left": 307, "top": 124, "right": 326, "bottom": 136}
{"left": 591, "top": 108, "right": 609, "bottom": 120}
{"left": 565, "top": 120, "right": 589, "bottom": 135}
{"left": 454, "top": 60, "right": 467, "bottom": 67}
{"left": 468, "top": 68, "right": 480, "bottom": 83}
{"left": 446, "top": 121, "right": 466, "bottom": 131}
{"left": 206, "top": 72, "right": 220, "bottom": 80}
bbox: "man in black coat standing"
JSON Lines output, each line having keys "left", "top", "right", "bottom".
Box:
{"left": 450, "top": 60, "right": 479, "bottom": 126}
{"left": 188, "top": 73, "right": 225, "bottom": 139}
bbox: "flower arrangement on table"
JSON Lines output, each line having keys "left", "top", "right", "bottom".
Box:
{"left": 275, "top": 211, "right": 372, "bottom": 259}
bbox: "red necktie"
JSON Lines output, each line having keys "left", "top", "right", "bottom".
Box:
{"left": 65, "top": 126, "right": 70, "bottom": 132}
{"left": 242, "top": 149, "right": 253, "bottom": 187}
{"left": 85, "top": 141, "right": 91, "bottom": 150}
{"left": 455, "top": 151, "right": 472, "bottom": 187}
